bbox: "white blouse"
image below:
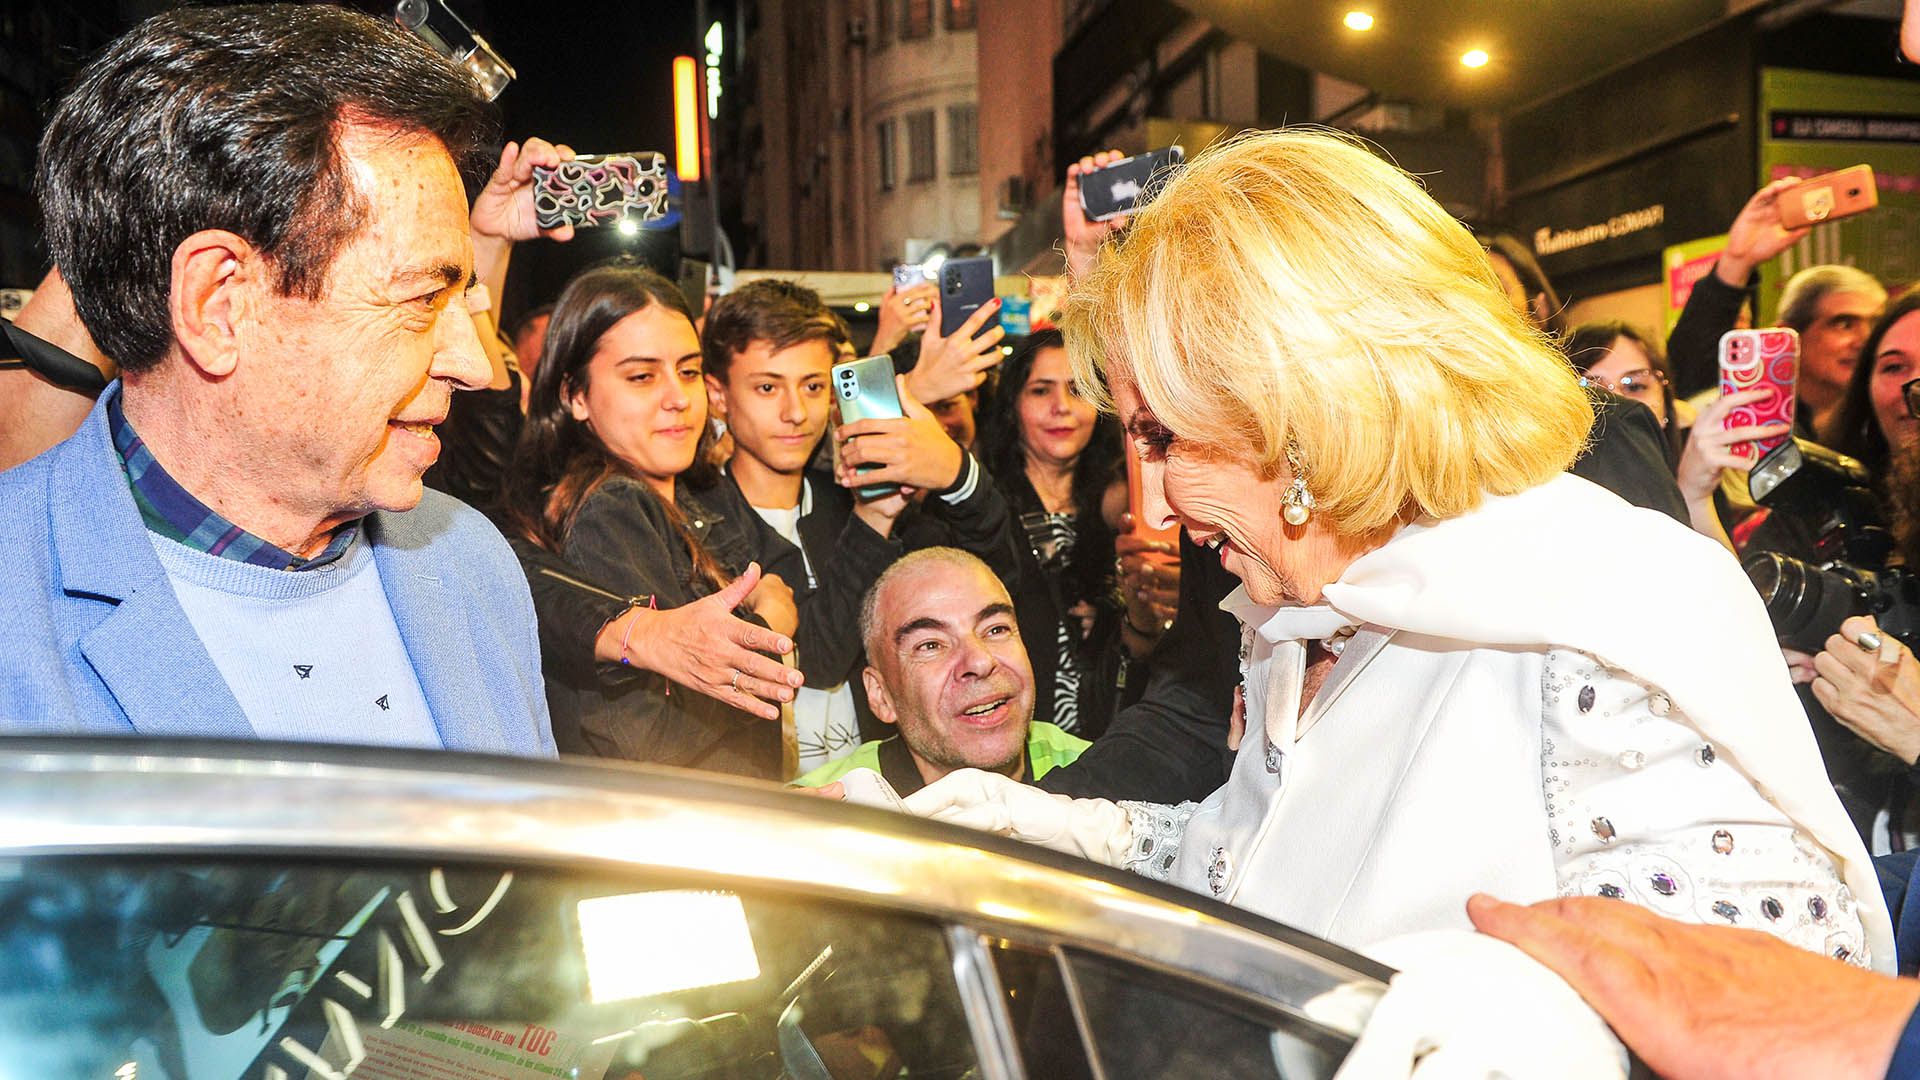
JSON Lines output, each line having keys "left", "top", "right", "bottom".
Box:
{"left": 1121, "top": 474, "right": 1887, "bottom": 970}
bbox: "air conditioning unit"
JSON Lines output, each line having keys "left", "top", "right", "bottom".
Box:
{"left": 847, "top": 16, "right": 868, "bottom": 45}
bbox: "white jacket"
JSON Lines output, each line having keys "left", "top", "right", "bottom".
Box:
{"left": 1161, "top": 473, "right": 1889, "bottom": 971}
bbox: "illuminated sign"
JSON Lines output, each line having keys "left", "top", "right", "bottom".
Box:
{"left": 705, "top": 21, "right": 723, "bottom": 121}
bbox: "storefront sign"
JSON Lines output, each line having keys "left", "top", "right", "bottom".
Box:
{"left": 1534, "top": 205, "right": 1667, "bottom": 257}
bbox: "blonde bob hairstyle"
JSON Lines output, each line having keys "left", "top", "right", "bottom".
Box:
{"left": 1062, "top": 128, "right": 1593, "bottom": 537}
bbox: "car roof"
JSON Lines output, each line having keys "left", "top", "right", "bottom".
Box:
{"left": 0, "top": 737, "right": 1388, "bottom": 1033}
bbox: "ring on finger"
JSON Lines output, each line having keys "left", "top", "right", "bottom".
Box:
{"left": 729, "top": 670, "right": 741, "bottom": 691}
{"left": 1857, "top": 631, "right": 1885, "bottom": 653}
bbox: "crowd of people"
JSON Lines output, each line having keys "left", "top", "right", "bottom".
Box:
{"left": 10, "top": 3, "right": 1920, "bottom": 1076}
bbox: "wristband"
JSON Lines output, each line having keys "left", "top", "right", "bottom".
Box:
{"left": 617, "top": 594, "right": 659, "bottom": 666}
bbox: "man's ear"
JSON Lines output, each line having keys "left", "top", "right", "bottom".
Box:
{"left": 704, "top": 372, "right": 730, "bottom": 422}
{"left": 170, "top": 230, "right": 258, "bottom": 379}
{"left": 862, "top": 665, "right": 898, "bottom": 727}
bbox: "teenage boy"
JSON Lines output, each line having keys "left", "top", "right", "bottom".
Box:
{"left": 703, "top": 279, "right": 1018, "bottom": 772}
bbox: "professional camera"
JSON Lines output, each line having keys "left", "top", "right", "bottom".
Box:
{"left": 1740, "top": 437, "right": 1920, "bottom": 653}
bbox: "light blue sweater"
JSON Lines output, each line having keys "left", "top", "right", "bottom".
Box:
{"left": 154, "top": 531, "right": 443, "bottom": 748}
{"left": 0, "top": 386, "right": 555, "bottom": 755}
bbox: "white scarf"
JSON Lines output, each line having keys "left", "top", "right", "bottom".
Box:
{"left": 1219, "top": 472, "right": 1894, "bottom": 970}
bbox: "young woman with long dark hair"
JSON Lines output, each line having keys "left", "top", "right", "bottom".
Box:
{"left": 502, "top": 264, "right": 797, "bottom": 776}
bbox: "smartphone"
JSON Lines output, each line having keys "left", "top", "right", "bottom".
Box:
{"left": 1719, "top": 328, "right": 1799, "bottom": 461}
{"left": 937, "top": 255, "right": 998, "bottom": 338}
{"left": 1779, "top": 165, "right": 1878, "bottom": 230}
{"left": 1078, "top": 146, "right": 1185, "bottom": 223}
{"left": 892, "top": 264, "right": 929, "bottom": 290}
{"left": 832, "top": 354, "right": 905, "bottom": 499}
{"left": 532, "top": 153, "right": 671, "bottom": 230}
{"left": 1125, "top": 447, "right": 1181, "bottom": 554}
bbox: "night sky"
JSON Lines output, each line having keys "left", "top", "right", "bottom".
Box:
{"left": 474, "top": 0, "right": 703, "bottom": 317}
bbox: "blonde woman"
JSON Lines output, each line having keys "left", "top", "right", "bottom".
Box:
{"left": 891, "top": 132, "right": 1887, "bottom": 989}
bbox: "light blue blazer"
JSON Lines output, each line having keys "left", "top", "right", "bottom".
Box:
{"left": 0, "top": 387, "right": 555, "bottom": 756}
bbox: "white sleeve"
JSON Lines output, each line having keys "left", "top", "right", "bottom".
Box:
{"left": 1118, "top": 801, "right": 1199, "bottom": 881}
{"left": 1540, "top": 648, "right": 1870, "bottom": 966}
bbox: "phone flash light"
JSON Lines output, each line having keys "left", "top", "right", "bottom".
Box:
{"left": 1461, "top": 49, "right": 1490, "bottom": 68}
{"left": 616, "top": 217, "right": 640, "bottom": 236}
{"left": 1343, "top": 11, "right": 1374, "bottom": 31}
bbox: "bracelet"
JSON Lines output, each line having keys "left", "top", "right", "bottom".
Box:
{"left": 617, "top": 594, "right": 659, "bottom": 666}
{"left": 1125, "top": 612, "right": 1164, "bottom": 636}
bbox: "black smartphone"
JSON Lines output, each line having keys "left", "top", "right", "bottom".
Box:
{"left": 1078, "top": 146, "right": 1185, "bottom": 222}
{"left": 937, "top": 256, "right": 998, "bottom": 339}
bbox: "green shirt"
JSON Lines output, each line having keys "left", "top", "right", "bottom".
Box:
{"left": 792, "top": 721, "right": 1089, "bottom": 795}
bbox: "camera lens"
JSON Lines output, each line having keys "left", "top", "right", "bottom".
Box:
{"left": 1742, "top": 550, "right": 1866, "bottom": 654}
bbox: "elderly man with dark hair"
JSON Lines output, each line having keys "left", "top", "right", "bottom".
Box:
{"left": 0, "top": 4, "right": 552, "bottom": 754}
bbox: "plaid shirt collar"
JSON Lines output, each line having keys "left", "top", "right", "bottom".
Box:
{"left": 107, "top": 389, "right": 356, "bottom": 571}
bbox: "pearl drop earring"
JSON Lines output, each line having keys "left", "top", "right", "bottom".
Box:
{"left": 1281, "top": 443, "right": 1314, "bottom": 526}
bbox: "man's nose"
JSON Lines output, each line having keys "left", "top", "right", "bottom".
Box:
{"left": 432, "top": 296, "right": 493, "bottom": 391}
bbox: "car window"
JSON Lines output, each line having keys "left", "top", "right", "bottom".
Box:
{"left": 984, "top": 940, "right": 1097, "bottom": 1080}
{"left": 1060, "top": 948, "right": 1348, "bottom": 1079}
{"left": 0, "top": 857, "right": 979, "bottom": 1080}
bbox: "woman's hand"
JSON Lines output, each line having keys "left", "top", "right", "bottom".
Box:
{"left": 605, "top": 562, "right": 802, "bottom": 720}
{"left": 745, "top": 570, "right": 800, "bottom": 641}
{"left": 1811, "top": 615, "right": 1920, "bottom": 764}
{"left": 1116, "top": 517, "right": 1180, "bottom": 638}
{"left": 871, "top": 281, "right": 935, "bottom": 356}
{"left": 904, "top": 293, "right": 1004, "bottom": 405}
{"left": 1676, "top": 389, "right": 1789, "bottom": 548}
{"left": 1678, "top": 390, "right": 1789, "bottom": 501}
{"left": 1064, "top": 149, "right": 1132, "bottom": 278}
{"left": 836, "top": 376, "right": 965, "bottom": 492}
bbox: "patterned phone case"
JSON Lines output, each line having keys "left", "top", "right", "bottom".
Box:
{"left": 1718, "top": 328, "right": 1799, "bottom": 460}
{"left": 532, "top": 153, "right": 671, "bottom": 230}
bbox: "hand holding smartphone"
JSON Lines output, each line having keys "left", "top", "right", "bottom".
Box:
{"left": 1078, "top": 146, "right": 1185, "bottom": 222}
{"left": 1778, "top": 165, "right": 1878, "bottom": 230}
{"left": 531, "top": 152, "right": 671, "bottom": 230}
{"left": 936, "top": 256, "right": 999, "bottom": 339}
{"left": 832, "top": 354, "right": 906, "bottom": 499}
{"left": 1718, "top": 328, "right": 1799, "bottom": 461}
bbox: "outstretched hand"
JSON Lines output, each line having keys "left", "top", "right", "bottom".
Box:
{"left": 610, "top": 562, "right": 802, "bottom": 720}
{"left": 1468, "top": 893, "right": 1914, "bottom": 1080}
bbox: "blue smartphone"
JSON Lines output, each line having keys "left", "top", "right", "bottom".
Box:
{"left": 832, "top": 354, "right": 905, "bottom": 499}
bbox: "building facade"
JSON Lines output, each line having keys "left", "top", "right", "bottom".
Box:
{"left": 724, "top": 0, "right": 981, "bottom": 273}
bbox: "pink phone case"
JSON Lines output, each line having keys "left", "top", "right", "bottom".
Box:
{"left": 1718, "top": 328, "right": 1799, "bottom": 461}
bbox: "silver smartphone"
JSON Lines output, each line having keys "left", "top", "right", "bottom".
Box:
{"left": 832, "top": 354, "right": 904, "bottom": 499}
